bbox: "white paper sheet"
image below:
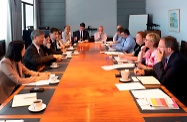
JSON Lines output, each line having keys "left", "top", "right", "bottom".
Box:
{"left": 104, "top": 51, "right": 123, "bottom": 55}
{"left": 131, "top": 89, "right": 169, "bottom": 99}
{"left": 12, "top": 93, "right": 37, "bottom": 107}
{"left": 137, "top": 76, "right": 160, "bottom": 85}
{"left": 115, "top": 82, "right": 145, "bottom": 91}
{"left": 131, "top": 76, "right": 139, "bottom": 82}
{"left": 114, "top": 56, "right": 128, "bottom": 62}
{"left": 0, "top": 120, "right": 24, "bottom": 122}
{"left": 23, "top": 74, "right": 58, "bottom": 86}
{"left": 101, "top": 63, "right": 135, "bottom": 71}
{"left": 67, "top": 47, "right": 74, "bottom": 50}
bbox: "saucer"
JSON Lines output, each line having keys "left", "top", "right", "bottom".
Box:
{"left": 119, "top": 78, "right": 132, "bottom": 83}
{"left": 50, "top": 65, "right": 59, "bottom": 68}
{"left": 28, "top": 103, "right": 46, "bottom": 112}
{"left": 49, "top": 79, "right": 60, "bottom": 84}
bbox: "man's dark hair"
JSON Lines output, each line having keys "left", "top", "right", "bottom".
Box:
{"left": 162, "top": 36, "right": 179, "bottom": 51}
{"left": 5, "top": 40, "right": 25, "bottom": 62}
{"left": 121, "top": 28, "right": 130, "bottom": 35}
{"left": 117, "top": 27, "right": 124, "bottom": 33}
{"left": 50, "top": 27, "right": 59, "bottom": 34}
{"left": 80, "top": 23, "right": 85, "bottom": 28}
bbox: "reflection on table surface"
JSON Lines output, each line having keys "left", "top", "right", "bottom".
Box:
{"left": 1, "top": 43, "right": 187, "bottom": 122}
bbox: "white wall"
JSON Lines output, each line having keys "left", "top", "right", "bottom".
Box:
{"left": 146, "top": 0, "right": 187, "bottom": 43}
{"left": 66, "top": 0, "right": 117, "bottom": 37}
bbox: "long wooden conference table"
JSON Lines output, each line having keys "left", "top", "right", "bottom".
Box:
{"left": 0, "top": 42, "right": 187, "bottom": 122}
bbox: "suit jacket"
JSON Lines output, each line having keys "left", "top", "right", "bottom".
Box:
{"left": 145, "top": 51, "right": 187, "bottom": 102}
{"left": 0, "top": 58, "right": 39, "bottom": 103}
{"left": 49, "top": 39, "right": 62, "bottom": 54}
{"left": 23, "top": 43, "right": 56, "bottom": 71}
{"left": 73, "top": 30, "right": 89, "bottom": 42}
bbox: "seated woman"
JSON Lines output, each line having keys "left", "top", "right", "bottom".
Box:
{"left": 0, "top": 40, "right": 50, "bottom": 104}
{"left": 136, "top": 33, "right": 160, "bottom": 70}
{"left": 118, "top": 31, "right": 147, "bottom": 61}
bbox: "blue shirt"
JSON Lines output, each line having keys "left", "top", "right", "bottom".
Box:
{"left": 114, "top": 35, "right": 136, "bottom": 53}
{"left": 113, "top": 33, "right": 123, "bottom": 44}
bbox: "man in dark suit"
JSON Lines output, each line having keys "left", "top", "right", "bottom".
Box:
{"left": 134, "top": 36, "right": 187, "bottom": 105}
{"left": 49, "top": 28, "right": 63, "bottom": 54}
{"left": 73, "top": 23, "right": 89, "bottom": 44}
{"left": 23, "top": 30, "right": 62, "bottom": 71}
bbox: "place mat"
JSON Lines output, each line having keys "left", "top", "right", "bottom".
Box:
{"left": 144, "top": 116, "right": 187, "bottom": 122}
{"left": 129, "top": 90, "right": 185, "bottom": 113}
{"left": 0, "top": 89, "right": 55, "bottom": 115}
{"left": 42, "top": 63, "right": 68, "bottom": 72}
{"left": 0, "top": 118, "right": 40, "bottom": 122}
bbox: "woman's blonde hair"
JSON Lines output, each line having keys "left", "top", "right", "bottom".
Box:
{"left": 146, "top": 32, "right": 160, "bottom": 48}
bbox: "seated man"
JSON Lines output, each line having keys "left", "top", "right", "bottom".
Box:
{"left": 94, "top": 26, "right": 107, "bottom": 43}
{"left": 113, "top": 25, "right": 123, "bottom": 44}
{"left": 73, "top": 22, "right": 89, "bottom": 44}
{"left": 49, "top": 28, "right": 63, "bottom": 54}
{"left": 62, "top": 25, "right": 72, "bottom": 47}
{"left": 134, "top": 36, "right": 187, "bottom": 105}
{"left": 118, "top": 31, "right": 147, "bottom": 61}
{"left": 23, "top": 29, "right": 62, "bottom": 71}
{"left": 112, "top": 28, "right": 136, "bottom": 53}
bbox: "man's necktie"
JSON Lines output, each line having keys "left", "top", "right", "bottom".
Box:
{"left": 80, "top": 31, "right": 83, "bottom": 41}
{"left": 39, "top": 48, "right": 44, "bottom": 57}
{"left": 164, "top": 58, "right": 167, "bottom": 70}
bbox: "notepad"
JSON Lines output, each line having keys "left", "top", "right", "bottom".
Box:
{"left": 148, "top": 98, "right": 179, "bottom": 109}
{"left": 12, "top": 93, "right": 37, "bottom": 107}
{"left": 137, "top": 76, "right": 160, "bottom": 85}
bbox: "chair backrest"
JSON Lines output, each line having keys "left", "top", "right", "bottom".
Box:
{"left": 0, "top": 70, "right": 17, "bottom": 104}
{"left": 180, "top": 40, "right": 187, "bottom": 58}
{"left": 0, "top": 40, "right": 5, "bottom": 60}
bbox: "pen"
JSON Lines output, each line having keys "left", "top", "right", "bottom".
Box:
{"left": 24, "top": 96, "right": 36, "bottom": 99}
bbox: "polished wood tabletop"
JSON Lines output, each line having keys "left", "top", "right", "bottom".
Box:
{"left": 1, "top": 43, "right": 187, "bottom": 122}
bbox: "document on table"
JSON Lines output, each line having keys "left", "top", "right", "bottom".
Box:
{"left": 66, "top": 46, "right": 74, "bottom": 50}
{"left": 114, "top": 56, "right": 128, "bottom": 62}
{"left": 23, "top": 74, "right": 57, "bottom": 86}
{"left": 131, "top": 89, "right": 179, "bottom": 110}
{"left": 115, "top": 82, "right": 145, "bottom": 91}
{"left": 131, "top": 88, "right": 169, "bottom": 99}
{"left": 137, "top": 76, "right": 160, "bottom": 85}
{"left": 12, "top": 93, "right": 37, "bottom": 107}
{"left": 104, "top": 51, "right": 123, "bottom": 55}
{"left": 101, "top": 63, "right": 135, "bottom": 71}
{"left": 0, "top": 120, "right": 24, "bottom": 122}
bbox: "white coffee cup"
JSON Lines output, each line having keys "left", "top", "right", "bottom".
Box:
{"left": 121, "top": 69, "right": 130, "bottom": 80}
{"left": 32, "top": 99, "right": 42, "bottom": 110}
{"left": 74, "top": 50, "right": 79, "bottom": 55}
{"left": 51, "top": 62, "right": 57, "bottom": 67}
{"left": 50, "top": 74, "right": 57, "bottom": 82}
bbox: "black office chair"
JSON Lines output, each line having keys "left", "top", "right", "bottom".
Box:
{"left": 0, "top": 40, "right": 5, "bottom": 60}
{"left": 180, "top": 40, "right": 187, "bottom": 58}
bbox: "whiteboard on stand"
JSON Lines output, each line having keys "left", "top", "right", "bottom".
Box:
{"left": 128, "top": 14, "right": 148, "bottom": 38}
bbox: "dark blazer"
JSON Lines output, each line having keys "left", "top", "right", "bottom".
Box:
{"left": 23, "top": 43, "right": 56, "bottom": 71}
{"left": 73, "top": 30, "right": 89, "bottom": 42}
{"left": 49, "top": 39, "right": 62, "bottom": 54}
{"left": 145, "top": 51, "right": 187, "bottom": 102}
